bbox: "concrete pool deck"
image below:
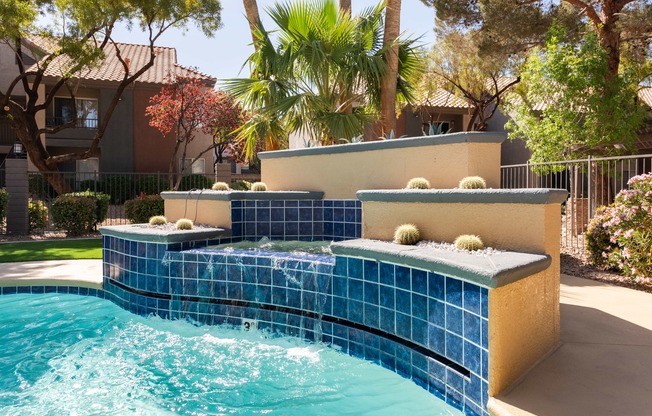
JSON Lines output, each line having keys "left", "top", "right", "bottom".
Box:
{"left": 0, "top": 260, "right": 650, "bottom": 416}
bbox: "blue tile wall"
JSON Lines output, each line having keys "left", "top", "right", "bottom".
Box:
{"left": 231, "top": 199, "right": 361, "bottom": 242}
{"left": 101, "top": 231, "right": 490, "bottom": 416}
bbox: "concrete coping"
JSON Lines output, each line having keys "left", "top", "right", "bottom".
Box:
{"left": 161, "top": 190, "right": 325, "bottom": 201}
{"left": 100, "top": 224, "right": 230, "bottom": 243}
{"left": 357, "top": 188, "right": 568, "bottom": 204}
{"left": 330, "top": 239, "right": 552, "bottom": 289}
{"left": 258, "top": 131, "right": 506, "bottom": 159}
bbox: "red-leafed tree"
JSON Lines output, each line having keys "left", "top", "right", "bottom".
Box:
{"left": 146, "top": 77, "right": 245, "bottom": 190}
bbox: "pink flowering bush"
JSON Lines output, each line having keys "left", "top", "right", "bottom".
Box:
{"left": 586, "top": 173, "right": 652, "bottom": 283}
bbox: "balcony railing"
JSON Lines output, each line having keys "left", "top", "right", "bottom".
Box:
{"left": 46, "top": 117, "right": 98, "bottom": 129}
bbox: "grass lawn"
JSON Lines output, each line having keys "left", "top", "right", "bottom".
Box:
{"left": 0, "top": 239, "right": 102, "bottom": 263}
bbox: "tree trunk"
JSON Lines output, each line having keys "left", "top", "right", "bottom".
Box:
{"left": 599, "top": 3, "right": 621, "bottom": 82}
{"left": 243, "top": 0, "right": 262, "bottom": 50}
{"left": 339, "top": 0, "right": 351, "bottom": 15}
{"left": 380, "top": 0, "right": 401, "bottom": 135}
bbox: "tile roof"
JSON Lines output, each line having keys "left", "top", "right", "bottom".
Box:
{"left": 638, "top": 87, "right": 652, "bottom": 108}
{"left": 24, "top": 35, "right": 215, "bottom": 86}
{"left": 413, "top": 88, "right": 470, "bottom": 109}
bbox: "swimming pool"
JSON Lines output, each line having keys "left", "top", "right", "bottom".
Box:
{"left": 0, "top": 293, "right": 461, "bottom": 415}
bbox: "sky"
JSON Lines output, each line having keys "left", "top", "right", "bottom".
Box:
{"left": 110, "top": 1, "right": 437, "bottom": 83}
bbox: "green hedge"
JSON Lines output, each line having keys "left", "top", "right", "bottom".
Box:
{"left": 52, "top": 195, "right": 96, "bottom": 236}
{"left": 135, "top": 175, "right": 169, "bottom": 195}
{"left": 0, "top": 188, "right": 8, "bottom": 227}
{"left": 63, "top": 191, "right": 110, "bottom": 226}
{"left": 124, "top": 194, "right": 164, "bottom": 224}
{"left": 179, "top": 174, "right": 213, "bottom": 191}
{"left": 28, "top": 199, "right": 48, "bottom": 230}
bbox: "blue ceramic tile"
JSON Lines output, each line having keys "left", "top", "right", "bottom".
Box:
{"left": 411, "top": 269, "right": 428, "bottom": 295}
{"left": 379, "top": 307, "right": 395, "bottom": 333}
{"left": 332, "top": 296, "right": 348, "bottom": 319}
{"left": 312, "top": 208, "right": 323, "bottom": 222}
{"left": 332, "top": 275, "right": 347, "bottom": 297}
{"left": 285, "top": 207, "right": 298, "bottom": 221}
{"left": 446, "top": 332, "right": 464, "bottom": 364}
{"left": 256, "top": 222, "right": 270, "bottom": 236}
{"left": 446, "top": 305, "right": 463, "bottom": 335}
{"left": 302, "top": 291, "right": 316, "bottom": 311}
{"left": 256, "top": 285, "right": 272, "bottom": 303}
{"left": 270, "top": 222, "right": 284, "bottom": 236}
{"left": 463, "top": 282, "right": 481, "bottom": 315}
{"left": 412, "top": 318, "right": 428, "bottom": 346}
{"left": 396, "top": 289, "right": 411, "bottom": 315}
{"left": 348, "top": 299, "right": 363, "bottom": 323}
{"left": 333, "top": 208, "right": 344, "bottom": 222}
{"left": 256, "top": 200, "right": 270, "bottom": 208}
{"left": 396, "top": 312, "right": 411, "bottom": 339}
{"left": 379, "top": 285, "right": 395, "bottom": 309}
{"left": 344, "top": 208, "right": 356, "bottom": 222}
{"left": 299, "top": 208, "right": 312, "bottom": 221}
{"left": 364, "top": 304, "right": 380, "bottom": 327}
{"left": 231, "top": 207, "right": 242, "bottom": 222}
{"left": 412, "top": 293, "right": 428, "bottom": 320}
{"left": 464, "top": 340, "right": 482, "bottom": 375}
{"left": 464, "top": 311, "right": 482, "bottom": 346}
{"left": 299, "top": 222, "right": 312, "bottom": 236}
{"left": 396, "top": 345, "right": 412, "bottom": 378}
{"left": 363, "top": 260, "right": 379, "bottom": 282}
{"left": 395, "top": 266, "right": 411, "bottom": 290}
{"left": 286, "top": 222, "right": 299, "bottom": 236}
{"left": 429, "top": 272, "right": 445, "bottom": 300}
{"left": 244, "top": 207, "right": 256, "bottom": 222}
{"left": 428, "top": 324, "right": 446, "bottom": 353}
{"left": 286, "top": 288, "right": 301, "bottom": 308}
{"left": 480, "top": 288, "right": 488, "bottom": 318}
{"left": 364, "top": 282, "right": 379, "bottom": 305}
{"left": 379, "top": 263, "right": 395, "bottom": 286}
{"left": 344, "top": 223, "right": 357, "bottom": 238}
{"left": 324, "top": 207, "right": 334, "bottom": 222}
{"left": 323, "top": 222, "right": 333, "bottom": 237}
{"left": 446, "top": 277, "right": 463, "bottom": 307}
{"left": 348, "top": 258, "right": 362, "bottom": 279}
{"left": 348, "top": 278, "right": 363, "bottom": 301}
{"left": 481, "top": 318, "right": 488, "bottom": 349}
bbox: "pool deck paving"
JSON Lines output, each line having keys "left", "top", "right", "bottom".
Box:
{"left": 0, "top": 260, "right": 651, "bottom": 416}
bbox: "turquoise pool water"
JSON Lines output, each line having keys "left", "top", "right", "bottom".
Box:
{"left": 0, "top": 294, "right": 461, "bottom": 415}
{"left": 208, "top": 237, "right": 333, "bottom": 255}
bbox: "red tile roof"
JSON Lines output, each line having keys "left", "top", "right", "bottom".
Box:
{"left": 25, "top": 35, "right": 215, "bottom": 86}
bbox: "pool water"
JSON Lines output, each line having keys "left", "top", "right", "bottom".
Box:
{"left": 209, "top": 237, "right": 333, "bottom": 255}
{"left": 0, "top": 294, "right": 461, "bottom": 415}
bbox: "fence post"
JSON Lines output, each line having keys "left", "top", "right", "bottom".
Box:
{"left": 5, "top": 159, "right": 29, "bottom": 234}
{"left": 587, "top": 155, "right": 592, "bottom": 216}
{"left": 525, "top": 161, "right": 530, "bottom": 188}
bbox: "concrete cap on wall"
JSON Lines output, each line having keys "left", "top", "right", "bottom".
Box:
{"left": 331, "top": 239, "right": 552, "bottom": 289}
{"left": 258, "top": 132, "right": 507, "bottom": 159}
{"left": 356, "top": 188, "right": 569, "bottom": 204}
{"left": 161, "top": 190, "right": 325, "bottom": 201}
{"left": 100, "top": 224, "right": 230, "bottom": 243}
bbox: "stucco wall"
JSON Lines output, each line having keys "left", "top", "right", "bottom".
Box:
{"left": 260, "top": 133, "right": 505, "bottom": 199}
{"left": 164, "top": 199, "right": 231, "bottom": 228}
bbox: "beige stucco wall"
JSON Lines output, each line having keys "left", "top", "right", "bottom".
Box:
{"left": 261, "top": 142, "right": 501, "bottom": 199}
{"left": 362, "top": 201, "right": 561, "bottom": 396}
{"left": 164, "top": 199, "right": 231, "bottom": 228}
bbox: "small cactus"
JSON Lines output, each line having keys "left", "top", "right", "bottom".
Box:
{"left": 175, "top": 218, "right": 194, "bottom": 230}
{"left": 406, "top": 177, "right": 431, "bottom": 190}
{"left": 459, "top": 176, "right": 487, "bottom": 189}
{"left": 393, "top": 224, "right": 421, "bottom": 245}
{"left": 250, "top": 182, "right": 268, "bottom": 191}
{"left": 212, "top": 181, "right": 230, "bottom": 191}
{"left": 454, "top": 235, "right": 484, "bottom": 251}
{"left": 149, "top": 215, "right": 167, "bottom": 226}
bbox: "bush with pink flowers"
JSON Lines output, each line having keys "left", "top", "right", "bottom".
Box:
{"left": 586, "top": 173, "right": 652, "bottom": 283}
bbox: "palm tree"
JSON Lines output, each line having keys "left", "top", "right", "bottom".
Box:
{"left": 340, "top": 0, "right": 351, "bottom": 15}
{"left": 224, "top": 0, "right": 420, "bottom": 160}
{"left": 380, "top": 0, "right": 401, "bottom": 135}
{"left": 242, "top": 0, "right": 262, "bottom": 49}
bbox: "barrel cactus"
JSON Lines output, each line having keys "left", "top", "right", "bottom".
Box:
{"left": 212, "top": 181, "right": 230, "bottom": 191}
{"left": 406, "top": 177, "right": 431, "bottom": 190}
{"left": 175, "top": 218, "right": 194, "bottom": 230}
{"left": 149, "top": 215, "right": 168, "bottom": 226}
{"left": 250, "top": 182, "right": 268, "bottom": 191}
{"left": 393, "top": 224, "right": 421, "bottom": 245}
{"left": 454, "top": 235, "right": 484, "bottom": 251}
{"left": 459, "top": 176, "right": 487, "bottom": 189}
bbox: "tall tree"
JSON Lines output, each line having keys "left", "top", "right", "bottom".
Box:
{"left": 225, "top": 0, "right": 420, "bottom": 160}
{"left": 380, "top": 0, "right": 401, "bottom": 135}
{"left": 146, "top": 78, "right": 245, "bottom": 190}
{"left": 0, "top": 0, "right": 222, "bottom": 193}
{"left": 340, "top": 0, "right": 352, "bottom": 15}
{"left": 242, "top": 0, "right": 262, "bottom": 49}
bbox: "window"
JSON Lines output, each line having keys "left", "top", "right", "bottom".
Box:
{"left": 76, "top": 158, "right": 99, "bottom": 183}
{"left": 179, "top": 158, "right": 205, "bottom": 175}
{"left": 53, "top": 97, "right": 99, "bottom": 128}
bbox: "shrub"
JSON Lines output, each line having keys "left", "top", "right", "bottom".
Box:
{"left": 454, "top": 235, "right": 484, "bottom": 251}
{"left": 0, "top": 188, "right": 7, "bottom": 227}
{"left": 135, "top": 175, "right": 169, "bottom": 195}
{"left": 149, "top": 215, "right": 168, "bottom": 226}
{"left": 125, "top": 194, "right": 165, "bottom": 224}
{"left": 51, "top": 195, "right": 96, "bottom": 236}
{"left": 175, "top": 218, "right": 193, "bottom": 230}
{"left": 393, "top": 224, "right": 420, "bottom": 245}
{"left": 179, "top": 174, "right": 213, "bottom": 191}
{"left": 459, "top": 176, "right": 487, "bottom": 189}
{"left": 99, "top": 175, "right": 134, "bottom": 204}
{"left": 250, "top": 181, "right": 268, "bottom": 191}
{"left": 586, "top": 173, "right": 652, "bottom": 282}
{"left": 231, "top": 180, "right": 252, "bottom": 191}
{"left": 63, "top": 191, "right": 110, "bottom": 227}
{"left": 28, "top": 174, "right": 57, "bottom": 199}
{"left": 406, "top": 177, "right": 431, "bottom": 190}
{"left": 212, "top": 181, "right": 230, "bottom": 191}
{"left": 28, "top": 199, "right": 49, "bottom": 230}
{"left": 78, "top": 179, "right": 100, "bottom": 193}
